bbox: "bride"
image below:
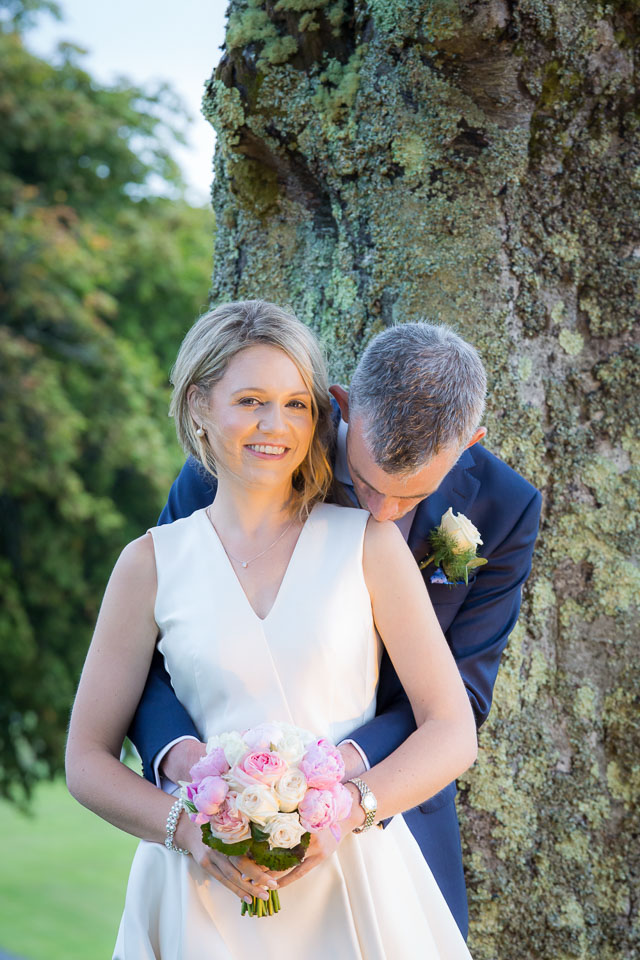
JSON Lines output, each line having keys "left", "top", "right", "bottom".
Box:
{"left": 65, "top": 300, "right": 477, "bottom": 958}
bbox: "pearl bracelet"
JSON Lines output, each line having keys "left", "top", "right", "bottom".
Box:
{"left": 165, "top": 798, "right": 189, "bottom": 854}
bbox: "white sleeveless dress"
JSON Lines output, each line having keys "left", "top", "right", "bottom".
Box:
{"left": 114, "top": 502, "right": 472, "bottom": 960}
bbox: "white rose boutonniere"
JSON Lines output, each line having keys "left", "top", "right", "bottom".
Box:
{"left": 418, "top": 507, "right": 487, "bottom": 586}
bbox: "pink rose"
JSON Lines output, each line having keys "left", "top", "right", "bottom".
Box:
{"left": 208, "top": 794, "right": 251, "bottom": 843}
{"left": 299, "top": 738, "right": 345, "bottom": 789}
{"left": 237, "top": 751, "right": 287, "bottom": 786}
{"left": 188, "top": 747, "right": 230, "bottom": 783}
{"left": 188, "top": 776, "right": 229, "bottom": 826}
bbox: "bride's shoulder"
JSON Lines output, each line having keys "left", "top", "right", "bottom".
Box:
{"left": 110, "top": 532, "right": 157, "bottom": 593}
{"left": 362, "top": 516, "right": 408, "bottom": 562}
{"left": 147, "top": 508, "right": 207, "bottom": 542}
{"left": 313, "top": 501, "right": 369, "bottom": 526}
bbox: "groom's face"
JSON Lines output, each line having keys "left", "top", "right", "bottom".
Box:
{"left": 345, "top": 417, "right": 460, "bottom": 523}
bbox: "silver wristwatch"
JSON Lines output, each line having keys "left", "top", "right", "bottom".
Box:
{"left": 348, "top": 778, "right": 377, "bottom": 834}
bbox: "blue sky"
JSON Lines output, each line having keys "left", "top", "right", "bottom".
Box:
{"left": 27, "top": 0, "right": 229, "bottom": 204}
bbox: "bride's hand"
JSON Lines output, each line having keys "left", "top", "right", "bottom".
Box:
{"left": 176, "top": 817, "right": 278, "bottom": 904}
{"left": 273, "top": 828, "right": 339, "bottom": 888}
{"left": 273, "top": 785, "right": 365, "bottom": 889}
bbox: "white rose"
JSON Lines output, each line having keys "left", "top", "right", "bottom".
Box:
{"left": 264, "top": 812, "right": 306, "bottom": 850}
{"left": 207, "top": 731, "right": 249, "bottom": 768}
{"left": 274, "top": 768, "right": 308, "bottom": 812}
{"left": 275, "top": 731, "right": 306, "bottom": 766}
{"left": 242, "top": 722, "right": 284, "bottom": 752}
{"left": 439, "top": 507, "right": 483, "bottom": 553}
{"left": 281, "top": 722, "right": 315, "bottom": 746}
{"left": 237, "top": 784, "right": 280, "bottom": 826}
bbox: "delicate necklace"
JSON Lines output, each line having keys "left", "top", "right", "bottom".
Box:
{"left": 206, "top": 508, "right": 296, "bottom": 568}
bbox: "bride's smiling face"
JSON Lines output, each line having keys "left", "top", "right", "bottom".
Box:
{"left": 195, "top": 344, "right": 315, "bottom": 488}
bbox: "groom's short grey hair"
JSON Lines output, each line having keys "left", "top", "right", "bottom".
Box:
{"left": 348, "top": 322, "right": 487, "bottom": 473}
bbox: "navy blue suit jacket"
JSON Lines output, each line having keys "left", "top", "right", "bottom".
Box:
{"left": 128, "top": 427, "right": 541, "bottom": 939}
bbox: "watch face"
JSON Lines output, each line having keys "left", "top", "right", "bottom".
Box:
{"left": 363, "top": 794, "right": 376, "bottom": 812}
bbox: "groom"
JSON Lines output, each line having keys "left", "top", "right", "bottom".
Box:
{"left": 129, "top": 321, "right": 541, "bottom": 939}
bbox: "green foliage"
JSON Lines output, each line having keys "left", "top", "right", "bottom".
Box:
{"left": 201, "top": 824, "right": 252, "bottom": 858}
{"left": 201, "top": 820, "right": 309, "bottom": 869}
{"left": 0, "top": 12, "right": 185, "bottom": 208}
{"left": 420, "top": 527, "right": 488, "bottom": 585}
{"left": 0, "top": 19, "right": 213, "bottom": 802}
{"left": 250, "top": 829, "right": 309, "bottom": 870}
{"left": 0, "top": 0, "right": 61, "bottom": 32}
{"left": 0, "top": 777, "right": 138, "bottom": 960}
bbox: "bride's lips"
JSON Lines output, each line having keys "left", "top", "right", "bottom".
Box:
{"left": 244, "top": 443, "right": 290, "bottom": 461}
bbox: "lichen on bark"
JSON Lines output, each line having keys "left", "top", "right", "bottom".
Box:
{"left": 202, "top": 2, "right": 639, "bottom": 956}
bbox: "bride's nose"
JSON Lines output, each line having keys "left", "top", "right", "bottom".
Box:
{"left": 258, "top": 403, "right": 286, "bottom": 435}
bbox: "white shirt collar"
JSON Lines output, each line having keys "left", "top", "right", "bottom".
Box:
{"left": 334, "top": 415, "right": 352, "bottom": 485}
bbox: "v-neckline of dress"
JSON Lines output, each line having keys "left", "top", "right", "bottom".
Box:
{"left": 198, "top": 503, "right": 318, "bottom": 623}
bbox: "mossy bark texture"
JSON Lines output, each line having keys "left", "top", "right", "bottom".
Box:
{"left": 203, "top": 3, "right": 639, "bottom": 957}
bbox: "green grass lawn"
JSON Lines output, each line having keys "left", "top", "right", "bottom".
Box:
{"left": 0, "top": 777, "right": 139, "bottom": 960}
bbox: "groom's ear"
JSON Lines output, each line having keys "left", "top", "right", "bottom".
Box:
{"left": 464, "top": 426, "right": 487, "bottom": 450}
{"left": 329, "top": 384, "right": 350, "bottom": 422}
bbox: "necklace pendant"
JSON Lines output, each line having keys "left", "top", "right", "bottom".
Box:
{"left": 241, "top": 561, "right": 248, "bottom": 568}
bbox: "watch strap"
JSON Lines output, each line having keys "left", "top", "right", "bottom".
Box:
{"left": 348, "top": 777, "right": 377, "bottom": 834}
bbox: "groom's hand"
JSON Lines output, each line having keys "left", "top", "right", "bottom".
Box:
{"left": 160, "top": 739, "right": 207, "bottom": 783}
{"left": 338, "top": 742, "right": 367, "bottom": 781}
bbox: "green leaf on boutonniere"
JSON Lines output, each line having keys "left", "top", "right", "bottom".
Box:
{"left": 418, "top": 519, "right": 487, "bottom": 586}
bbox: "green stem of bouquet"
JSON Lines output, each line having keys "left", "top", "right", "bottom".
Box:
{"left": 240, "top": 888, "right": 281, "bottom": 917}
{"left": 418, "top": 553, "right": 434, "bottom": 570}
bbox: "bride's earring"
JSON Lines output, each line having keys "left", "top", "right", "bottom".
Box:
{"left": 196, "top": 424, "right": 205, "bottom": 438}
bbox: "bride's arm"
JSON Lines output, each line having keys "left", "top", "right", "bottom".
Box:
{"left": 66, "top": 535, "right": 171, "bottom": 839}
{"left": 277, "top": 517, "right": 477, "bottom": 888}
{"left": 65, "top": 534, "right": 274, "bottom": 903}
{"left": 358, "top": 516, "right": 478, "bottom": 818}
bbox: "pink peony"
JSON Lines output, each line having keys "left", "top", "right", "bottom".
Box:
{"left": 298, "top": 788, "right": 337, "bottom": 833}
{"left": 208, "top": 794, "right": 251, "bottom": 843}
{"left": 188, "top": 747, "right": 230, "bottom": 783}
{"left": 299, "top": 738, "right": 345, "bottom": 790}
{"left": 188, "top": 776, "right": 229, "bottom": 826}
{"left": 330, "top": 782, "right": 353, "bottom": 822}
{"left": 299, "top": 783, "right": 353, "bottom": 840}
{"left": 236, "top": 751, "right": 288, "bottom": 786}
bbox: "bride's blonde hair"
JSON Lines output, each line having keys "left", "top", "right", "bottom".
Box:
{"left": 170, "top": 300, "right": 334, "bottom": 518}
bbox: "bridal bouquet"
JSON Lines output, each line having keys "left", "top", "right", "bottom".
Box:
{"left": 180, "top": 721, "right": 352, "bottom": 917}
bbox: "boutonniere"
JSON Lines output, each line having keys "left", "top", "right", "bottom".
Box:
{"left": 418, "top": 507, "right": 487, "bottom": 586}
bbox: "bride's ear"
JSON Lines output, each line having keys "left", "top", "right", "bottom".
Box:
{"left": 187, "top": 384, "right": 206, "bottom": 427}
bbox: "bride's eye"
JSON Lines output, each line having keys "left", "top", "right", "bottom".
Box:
{"left": 287, "top": 400, "right": 307, "bottom": 409}
{"left": 238, "top": 397, "right": 260, "bottom": 406}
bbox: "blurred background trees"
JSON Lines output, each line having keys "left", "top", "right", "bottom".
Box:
{"left": 0, "top": 0, "right": 213, "bottom": 802}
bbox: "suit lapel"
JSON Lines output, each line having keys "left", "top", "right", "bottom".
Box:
{"left": 408, "top": 447, "right": 481, "bottom": 560}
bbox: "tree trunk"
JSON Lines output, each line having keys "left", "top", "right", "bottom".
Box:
{"left": 203, "top": 3, "right": 639, "bottom": 957}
